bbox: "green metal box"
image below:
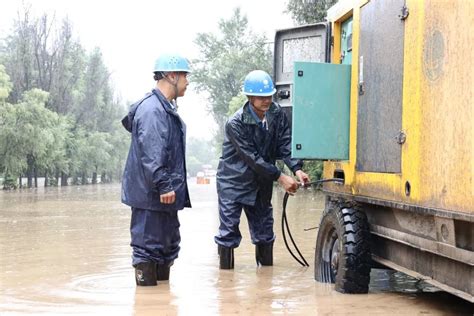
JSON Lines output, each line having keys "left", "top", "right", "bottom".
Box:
{"left": 292, "top": 62, "right": 351, "bottom": 160}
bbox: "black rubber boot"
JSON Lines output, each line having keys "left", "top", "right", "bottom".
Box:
{"left": 256, "top": 243, "right": 273, "bottom": 266}
{"left": 135, "top": 262, "right": 157, "bottom": 286}
{"left": 156, "top": 264, "right": 170, "bottom": 281}
{"left": 218, "top": 245, "right": 234, "bottom": 269}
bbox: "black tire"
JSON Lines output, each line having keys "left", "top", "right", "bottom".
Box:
{"left": 314, "top": 201, "right": 371, "bottom": 293}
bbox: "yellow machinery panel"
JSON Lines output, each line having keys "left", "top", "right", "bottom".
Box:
{"left": 323, "top": 0, "right": 474, "bottom": 215}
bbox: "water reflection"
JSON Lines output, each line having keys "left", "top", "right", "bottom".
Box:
{"left": 0, "top": 182, "right": 472, "bottom": 315}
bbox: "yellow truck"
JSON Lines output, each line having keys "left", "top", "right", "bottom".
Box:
{"left": 274, "top": 0, "right": 473, "bottom": 302}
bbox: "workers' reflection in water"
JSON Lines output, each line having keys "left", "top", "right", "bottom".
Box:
{"left": 133, "top": 284, "right": 177, "bottom": 315}
{"left": 215, "top": 267, "right": 275, "bottom": 314}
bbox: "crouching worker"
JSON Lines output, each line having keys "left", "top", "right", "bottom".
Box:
{"left": 214, "top": 70, "right": 310, "bottom": 269}
{"left": 121, "top": 53, "right": 192, "bottom": 285}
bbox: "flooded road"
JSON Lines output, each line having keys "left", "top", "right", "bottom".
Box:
{"left": 0, "top": 181, "right": 472, "bottom": 315}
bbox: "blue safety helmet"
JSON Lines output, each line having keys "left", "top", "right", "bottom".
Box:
{"left": 242, "top": 70, "right": 276, "bottom": 96}
{"left": 153, "top": 53, "right": 191, "bottom": 73}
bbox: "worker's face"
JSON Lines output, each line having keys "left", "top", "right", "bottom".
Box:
{"left": 171, "top": 72, "right": 189, "bottom": 97}
{"left": 249, "top": 95, "right": 273, "bottom": 115}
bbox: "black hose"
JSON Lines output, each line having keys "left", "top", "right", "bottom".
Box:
{"left": 282, "top": 191, "right": 309, "bottom": 267}
{"left": 281, "top": 178, "right": 343, "bottom": 267}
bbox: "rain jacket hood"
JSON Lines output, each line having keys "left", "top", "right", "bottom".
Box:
{"left": 121, "top": 94, "right": 149, "bottom": 133}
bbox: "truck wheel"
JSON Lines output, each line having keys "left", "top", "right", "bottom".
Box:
{"left": 314, "top": 203, "right": 371, "bottom": 293}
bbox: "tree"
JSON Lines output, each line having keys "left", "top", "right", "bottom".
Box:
{"left": 104, "top": 126, "right": 130, "bottom": 182}
{"left": 193, "top": 8, "right": 272, "bottom": 140}
{"left": 227, "top": 93, "right": 247, "bottom": 117}
{"left": 0, "top": 7, "right": 129, "bottom": 189}
{"left": 286, "top": 0, "right": 338, "bottom": 25}
{"left": 0, "top": 103, "right": 26, "bottom": 189}
{"left": 0, "top": 66, "right": 22, "bottom": 188}
{"left": 186, "top": 137, "right": 218, "bottom": 176}
{"left": 0, "top": 65, "right": 12, "bottom": 102}
{"left": 16, "top": 89, "right": 61, "bottom": 187}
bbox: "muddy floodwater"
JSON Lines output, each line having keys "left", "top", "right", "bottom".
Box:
{"left": 0, "top": 181, "right": 472, "bottom": 315}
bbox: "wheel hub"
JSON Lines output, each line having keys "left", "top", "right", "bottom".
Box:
{"left": 330, "top": 237, "right": 340, "bottom": 276}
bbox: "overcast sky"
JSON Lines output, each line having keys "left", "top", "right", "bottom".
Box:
{"left": 0, "top": 0, "right": 295, "bottom": 139}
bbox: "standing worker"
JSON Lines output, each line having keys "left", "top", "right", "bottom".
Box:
{"left": 215, "top": 70, "right": 310, "bottom": 269}
{"left": 121, "top": 53, "right": 192, "bottom": 286}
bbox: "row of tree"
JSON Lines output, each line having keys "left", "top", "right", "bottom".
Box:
{"left": 0, "top": 1, "right": 333, "bottom": 189}
{"left": 0, "top": 8, "right": 128, "bottom": 189}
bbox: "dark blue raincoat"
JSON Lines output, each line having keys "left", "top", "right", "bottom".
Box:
{"left": 121, "top": 89, "right": 191, "bottom": 265}
{"left": 121, "top": 89, "right": 191, "bottom": 211}
{"left": 215, "top": 101, "right": 302, "bottom": 248}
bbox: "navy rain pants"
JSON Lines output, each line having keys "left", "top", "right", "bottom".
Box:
{"left": 130, "top": 208, "right": 180, "bottom": 267}
{"left": 214, "top": 194, "right": 275, "bottom": 248}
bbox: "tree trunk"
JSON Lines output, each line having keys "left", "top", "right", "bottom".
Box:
{"left": 27, "top": 155, "right": 34, "bottom": 188}
{"left": 81, "top": 171, "right": 87, "bottom": 185}
{"left": 44, "top": 172, "right": 48, "bottom": 187}
{"left": 101, "top": 172, "right": 107, "bottom": 184}
{"left": 61, "top": 172, "right": 68, "bottom": 186}
{"left": 34, "top": 166, "right": 38, "bottom": 188}
{"left": 92, "top": 171, "right": 97, "bottom": 184}
{"left": 19, "top": 175, "right": 22, "bottom": 188}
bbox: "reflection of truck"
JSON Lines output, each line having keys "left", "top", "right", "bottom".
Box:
{"left": 274, "top": 0, "right": 473, "bottom": 302}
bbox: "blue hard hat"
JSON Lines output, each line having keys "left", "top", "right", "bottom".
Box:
{"left": 153, "top": 53, "right": 191, "bottom": 73}
{"left": 242, "top": 70, "right": 276, "bottom": 96}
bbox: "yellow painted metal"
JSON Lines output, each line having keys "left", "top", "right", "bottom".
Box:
{"left": 323, "top": 0, "right": 474, "bottom": 214}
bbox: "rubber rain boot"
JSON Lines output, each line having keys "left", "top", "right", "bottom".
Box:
{"left": 218, "top": 245, "right": 234, "bottom": 269}
{"left": 135, "top": 262, "right": 157, "bottom": 286}
{"left": 256, "top": 243, "right": 273, "bottom": 266}
{"left": 156, "top": 264, "right": 170, "bottom": 281}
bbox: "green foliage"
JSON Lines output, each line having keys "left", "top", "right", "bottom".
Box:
{"left": 2, "top": 173, "right": 17, "bottom": 190}
{"left": 0, "top": 102, "right": 27, "bottom": 178}
{"left": 0, "top": 8, "right": 129, "bottom": 188}
{"left": 193, "top": 8, "right": 272, "bottom": 139}
{"left": 0, "top": 65, "right": 12, "bottom": 101}
{"left": 286, "top": 0, "right": 338, "bottom": 25}
{"left": 303, "top": 160, "right": 323, "bottom": 180}
{"left": 186, "top": 137, "right": 218, "bottom": 176}
{"left": 276, "top": 159, "right": 323, "bottom": 182}
{"left": 227, "top": 93, "right": 247, "bottom": 117}
{"left": 186, "top": 156, "right": 202, "bottom": 177}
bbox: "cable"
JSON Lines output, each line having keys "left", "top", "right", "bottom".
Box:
{"left": 281, "top": 178, "right": 344, "bottom": 267}
{"left": 282, "top": 191, "right": 309, "bottom": 267}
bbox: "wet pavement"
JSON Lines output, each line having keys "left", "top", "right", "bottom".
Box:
{"left": 0, "top": 181, "right": 472, "bottom": 315}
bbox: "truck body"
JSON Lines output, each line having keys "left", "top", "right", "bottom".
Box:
{"left": 274, "top": 0, "right": 473, "bottom": 302}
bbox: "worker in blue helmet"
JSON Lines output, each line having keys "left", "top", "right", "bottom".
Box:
{"left": 121, "top": 53, "right": 192, "bottom": 286}
{"left": 214, "top": 70, "right": 310, "bottom": 269}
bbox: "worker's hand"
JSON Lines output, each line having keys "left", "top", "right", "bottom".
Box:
{"left": 278, "top": 174, "right": 299, "bottom": 195}
{"left": 295, "top": 170, "right": 310, "bottom": 187}
{"left": 160, "top": 191, "right": 176, "bottom": 204}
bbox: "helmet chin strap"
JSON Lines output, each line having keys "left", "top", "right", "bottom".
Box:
{"left": 161, "top": 72, "right": 180, "bottom": 105}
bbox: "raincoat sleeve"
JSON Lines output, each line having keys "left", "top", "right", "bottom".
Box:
{"left": 136, "top": 107, "right": 173, "bottom": 194}
{"left": 226, "top": 119, "right": 281, "bottom": 181}
{"left": 276, "top": 112, "right": 303, "bottom": 174}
